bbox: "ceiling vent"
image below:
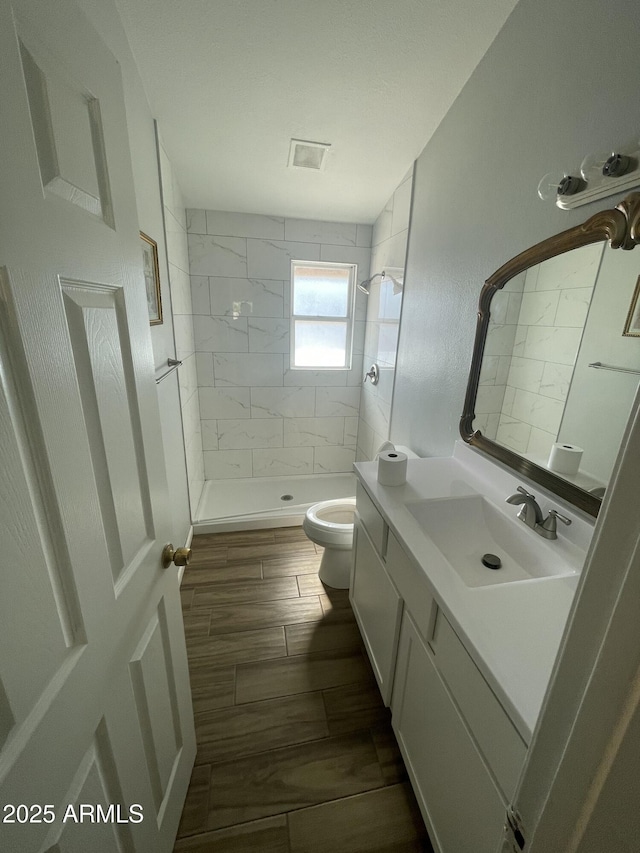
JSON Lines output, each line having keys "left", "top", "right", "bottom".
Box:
{"left": 288, "top": 138, "right": 331, "bottom": 171}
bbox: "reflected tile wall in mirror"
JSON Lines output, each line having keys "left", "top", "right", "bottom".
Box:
{"left": 474, "top": 242, "right": 640, "bottom": 492}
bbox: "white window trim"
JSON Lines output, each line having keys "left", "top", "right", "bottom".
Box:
{"left": 290, "top": 260, "right": 357, "bottom": 370}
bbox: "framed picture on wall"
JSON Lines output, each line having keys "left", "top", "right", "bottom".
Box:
{"left": 141, "top": 231, "right": 163, "bottom": 325}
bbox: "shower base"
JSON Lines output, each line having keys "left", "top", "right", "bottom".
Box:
{"left": 194, "top": 472, "right": 356, "bottom": 533}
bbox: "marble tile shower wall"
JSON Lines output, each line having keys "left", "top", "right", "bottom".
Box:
{"left": 158, "top": 144, "right": 205, "bottom": 513}
{"left": 356, "top": 167, "right": 413, "bottom": 462}
{"left": 475, "top": 242, "right": 603, "bottom": 462}
{"left": 186, "top": 211, "right": 372, "bottom": 479}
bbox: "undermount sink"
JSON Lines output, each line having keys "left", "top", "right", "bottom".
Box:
{"left": 406, "top": 494, "right": 579, "bottom": 588}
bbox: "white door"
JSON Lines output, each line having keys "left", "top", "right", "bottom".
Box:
{"left": 0, "top": 1, "right": 195, "bottom": 851}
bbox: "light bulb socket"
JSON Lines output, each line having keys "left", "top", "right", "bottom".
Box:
{"left": 557, "top": 175, "right": 584, "bottom": 196}
{"left": 602, "top": 153, "right": 632, "bottom": 177}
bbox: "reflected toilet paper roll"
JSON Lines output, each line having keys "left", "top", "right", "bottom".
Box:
{"left": 377, "top": 450, "right": 408, "bottom": 486}
{"left": 548, "top": 443, "right": 583, "bottom": 476}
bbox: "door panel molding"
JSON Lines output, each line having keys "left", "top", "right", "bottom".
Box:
{"left": 129, "top": 602, "right": 183, "bottom": 816}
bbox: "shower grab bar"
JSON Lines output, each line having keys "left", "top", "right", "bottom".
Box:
{"left": 588, "top": 361, "right": 640, "bottom": 376}
{"left": 155, "top": 357, "right": 183, "bottom": 384}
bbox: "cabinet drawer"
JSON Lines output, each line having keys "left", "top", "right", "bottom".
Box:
{"left": 356, "top": 481, "right": 386, "bottom": 555}
{"left": 386, "top": 532, "right": 435, "bottom": 640}
{"left": 431, "top": 612, "right": 526, "bottom": 798}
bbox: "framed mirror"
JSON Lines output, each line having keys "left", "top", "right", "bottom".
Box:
{"left": 461, "top": 193, "right": 640, "bottom": 517}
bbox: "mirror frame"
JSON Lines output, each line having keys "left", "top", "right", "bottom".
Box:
{"left": 460, "top": 192, "right": 640, "bottom": 517}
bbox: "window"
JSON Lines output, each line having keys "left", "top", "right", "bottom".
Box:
{"left": 290, "top": 261, "right": 356, "bottom": 368}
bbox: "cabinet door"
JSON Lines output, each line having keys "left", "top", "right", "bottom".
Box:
{"left": 392, "top": 614, "right": 505, "bottom": 853}
{"left": 350, "top": 518, "right": 402, "bottom": 704}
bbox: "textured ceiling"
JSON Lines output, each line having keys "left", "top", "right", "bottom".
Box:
{"left": 116, "top": 0, "right": 518, "bottom": 222}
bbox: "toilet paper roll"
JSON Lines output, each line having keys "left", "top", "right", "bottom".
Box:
{"left": 377, "top": 450, "right": 408, "bottom": 486}
{"left": 548, "top": 443, "right": 583, "bottom": 476}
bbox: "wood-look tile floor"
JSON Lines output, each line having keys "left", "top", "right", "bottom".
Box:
{"left": 174, "top": 526, "right": 433, "bottom": 853}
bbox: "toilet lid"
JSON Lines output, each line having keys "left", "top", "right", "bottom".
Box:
{"left": 306, "top": 498, "right": 356, "bottom": 530}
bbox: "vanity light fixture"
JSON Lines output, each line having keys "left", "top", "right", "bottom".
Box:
{"left": 537, "top": 172, "right": 585, "bottom": 202}
{"left": 537, "top": 137, "right": 640, "bottom": 209}
{"left": 580, "top": 150, "right": 634, "bottom": 181}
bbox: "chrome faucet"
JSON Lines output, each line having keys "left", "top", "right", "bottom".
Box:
{"left": 505, "top": 486, "right": 571, "bottom": 539}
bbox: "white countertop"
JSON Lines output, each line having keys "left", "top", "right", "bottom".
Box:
{"left": 354, "top": 441, "right": 595, "bottom": 742}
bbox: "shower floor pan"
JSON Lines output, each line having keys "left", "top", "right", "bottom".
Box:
{"left": 194, "top": 472, "right": 356, "bottom": 533}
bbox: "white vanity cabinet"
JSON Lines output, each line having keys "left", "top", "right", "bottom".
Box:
{"left": 351, "top": 481, "right": 528, "bottom": 853}
{"left": 392, "top": 612, "right": 506, "bottom": 853}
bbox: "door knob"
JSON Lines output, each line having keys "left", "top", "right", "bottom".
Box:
{"left": 161, "top": 544, "right": 192, "bottom": 569}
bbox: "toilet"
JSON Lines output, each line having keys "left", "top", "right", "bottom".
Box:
{"left": 303, "top": 444, "right": 418, "bottom": 589}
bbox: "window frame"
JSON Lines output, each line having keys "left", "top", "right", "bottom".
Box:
{"left": 290, "top": 260, "right": 357, "bottom": 370}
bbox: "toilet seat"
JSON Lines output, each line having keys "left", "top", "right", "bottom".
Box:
{"left": 303, "top": 498, "right": 356, "bottom": 549}
{"left": 302, "top": 445, "right": 419, "bottom": 588}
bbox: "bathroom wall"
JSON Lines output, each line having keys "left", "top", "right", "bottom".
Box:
{"left": 356, "top": 167, "right": 413, "bottom": 461}
{"left": 185, "top": 211, "right": 371, "bottom": 478}
{"left": 390, "top": 0, "right": 640, "bottom": 460}
{"left": 158, "top": 149, "right": 205, "bottom": 514}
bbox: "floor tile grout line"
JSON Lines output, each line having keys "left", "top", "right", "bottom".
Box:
{"left": 196, "top": 609, "right": 330, "bottom": 638}
{"left": 179, "top": 780, "right": 407, "bottom": 848}
{"left": 319, "top": 686, "right": 330, "bottom": 730}
{"left": 233, "top": 644, "right": 370, "bottom": 668}
{"left": 285, "top": 810, "right": 293, "bottom": 853}
{"left": 204, "top": 626, "right": 319, "bottom": 642}
{"left": 193, "top": 731, "right": 335, "bottom": 770}
{"left": 203, "top": 765, "right": 212, "bottom": 835}
{"left": 185, "top": 566, "right": 297, "bottom": 590}
{"left": 197, "top": 730, "right": 372, "bottom": 771}
{"left": 200, "top": 591, "right": 326, "bottom": 606}
{"left": 191, "top": 592, "right": 304, "bottom": 610}
{"left": 189, "top": 571, "right": 303, "bottom": 585}
{"left": 233, "top": 678, "right": 372, "bottom": 707}
{"left": 189, "top": 554, "right": 322, "bottom": 568}
{"left": 180, "top": 766, "right": 412, "bottom": 843}
{"left": 186, "top": 570, "right": 322, "bottom": 586}
{"left": 188, "top": 653, "right": 291, "bottom": 670}
{"left": 188, "top": 639, "right": 366, "bottom": 672}
{"left": 190, "top": 576, "right": 300, "bottom": 590}
{"left": 193, "top": 686, "right": 328, "bottom": 719}
{"left": 189, "top": 554, "right": 317, "bottom": 570}
{"left": 201, "top": 779, "right": 391, "bottom": 837}
{"left": 369, "top": 725, "right": 392, "bottom": 790}
{"left": 188, "top": 634, "right": 290, "bottom": 659}
{"left": 192, "top": 620, "right": 301, "bottom": 644}
{"left": 182, "top": 571, "right": 264, "bottom": 588}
